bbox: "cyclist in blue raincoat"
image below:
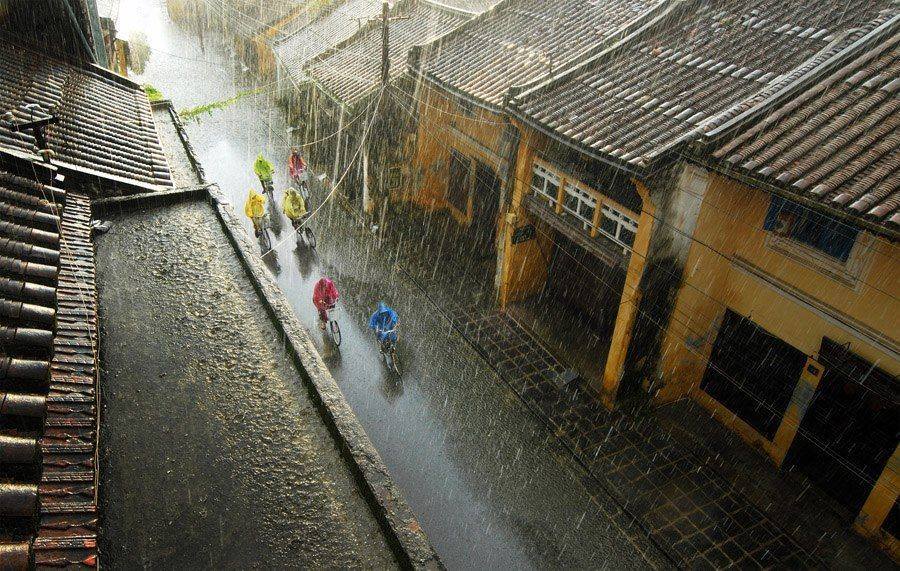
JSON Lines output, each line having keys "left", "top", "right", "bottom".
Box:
{"left": 369, "top": 302, "right": 398, "bottom": 343}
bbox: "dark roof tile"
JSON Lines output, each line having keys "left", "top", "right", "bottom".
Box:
{"left": 513, "top": 0, "right": 895, "bottom": 170}
{"left": 307, "top": 0, "right": 471, "bottom": 106}
{"left": 422, "top": 0, "right": 665, "bottom": 108}
{"left": 0, "top": 38, "right": 172, "bottom": 188}
{"left": 712, "top": 25, "right": 900, "bottom": 232}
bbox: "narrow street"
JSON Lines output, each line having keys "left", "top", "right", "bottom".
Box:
{"left": 112, "top": 1, "right": 665, "bottom": 568}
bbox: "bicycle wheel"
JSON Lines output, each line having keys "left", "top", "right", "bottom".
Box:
{"left": 330, "top": 319, "right": 342, "bottom": 346}
{"left": 303, "top": 227, "right": 317, "bottom": 249}
{"left": 390, "top": 346, "right": 401, "bottom": 376}
{"left": 259, "top": 228, "right": 272, "bottom": 251}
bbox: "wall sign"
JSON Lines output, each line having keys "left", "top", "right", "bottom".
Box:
{"left": 512, "top": 224, "right": 536, "bottom": 244}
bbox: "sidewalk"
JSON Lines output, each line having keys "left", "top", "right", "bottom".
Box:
{"left": 371, "top": 202, "right": 892, "bottom": 569}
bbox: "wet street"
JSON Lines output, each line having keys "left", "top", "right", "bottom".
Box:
{"left": 111, "top": 1, "right": 663, "bottom": 568}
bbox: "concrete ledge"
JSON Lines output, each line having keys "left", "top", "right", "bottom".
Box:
{"left": 93, "top": 185, "right": 442, "bottom": 570}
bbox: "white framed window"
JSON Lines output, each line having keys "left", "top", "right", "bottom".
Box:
{"left": 599, "top": 205, "right": 638, "bottom": 251}
{"left": 531, "top": 163, "right": 560, "bottom": 207}
{"left": 562, "top": 181, "right": 596, "bottom": 231}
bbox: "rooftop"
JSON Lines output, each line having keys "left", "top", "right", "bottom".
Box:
{"left": 306, "top": 0, "right": 472, "bottom": 107}
{"left": 0, "top": 167, "right": 100, "bottom": 567}
{"left": 0, "top": 36, "right": 172, "bottom": 189}
{"left": 419, "top": 0, "right": 665, "bottom": 109}
{"left": 510, "top": 0, "right": 896, "bottom": 172}
{"left": 706, "top": 19, "right": 900, "bottom": 234}
{"left": 273, "top": 0, "right": 384, "bottom": 86}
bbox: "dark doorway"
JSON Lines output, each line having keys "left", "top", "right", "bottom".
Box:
{"left": 472, "top": 160, "right": 501, "bottom": 252}
{"left": 785, "top": 339, "right": 899, "bottom": 515}
{"left": 700, "top": 310, "right": 807, "bottom": 439}
{"left": 543, "top": 233, "right": 623, "bottom": 337}
{"left": 447, "top": 150, "right": 470, "bottom": 215}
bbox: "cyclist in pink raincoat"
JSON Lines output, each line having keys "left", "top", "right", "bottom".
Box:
{"left": 313, "top": 277, "right": 339, "bottom": 330}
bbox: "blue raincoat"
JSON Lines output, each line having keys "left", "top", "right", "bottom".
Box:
{"left": 369, "top": 302, "right": 398, "bottom": 343}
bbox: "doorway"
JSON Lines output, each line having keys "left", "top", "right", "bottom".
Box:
{"left": 472, "top": 160, "right": 501, "bottom": 253}
{"left": 700, "top": 310, "right": 807, "bottom": 439}
{"left": 785, "top": 338, "right": 899, "bottom": 515}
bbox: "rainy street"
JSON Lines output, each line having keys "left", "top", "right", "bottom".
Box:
{"left": 104, "top": 1, "right": 664, "bottom": 568}
{"left": 1, "top": 0, "right": 897, "bottom": 569}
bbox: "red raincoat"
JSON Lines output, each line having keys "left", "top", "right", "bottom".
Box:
{"left": 313, "top": 277, "right": 339, "bottom": 320}
{"left": 289, "top": 152, "right": 307, "bottom": 180}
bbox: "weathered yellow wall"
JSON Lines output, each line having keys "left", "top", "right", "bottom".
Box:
{"left": 656, "top": 172, "right": 899, "bottom": 544}
{"left": 497, "top": 125, "right": 555, "bottom": 306}
{"left": 407, "top": 85, "right": 511, "bottom": 225}
{"left": 657, "top": 172, "right": 899, "bottom": 403}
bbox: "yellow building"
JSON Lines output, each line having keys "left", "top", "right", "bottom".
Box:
{"left": 504, "top": 3, "right": 898, "bottom": 558}
{"left": 661, "top": 28, "right": 899, "bottom": 558}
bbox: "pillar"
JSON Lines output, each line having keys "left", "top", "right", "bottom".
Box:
{"left": 855, "top": 444, "right": 900, "bottom": 559}
{"left": 769, "top": 356, "right": 824, "bottom": 465}
{"left": 600, "top": 184, "right": 655, "bottom": 408}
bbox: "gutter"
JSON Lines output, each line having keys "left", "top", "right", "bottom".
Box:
{"left": 92, "top": 185, "right": 444, "bottom": 569}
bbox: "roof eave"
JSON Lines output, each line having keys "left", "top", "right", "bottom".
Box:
{"left": 507, "top": 106, "right": 648, "bottom": 179}
{"left": 693, "top": 153, "right": 899, "bottom": 242}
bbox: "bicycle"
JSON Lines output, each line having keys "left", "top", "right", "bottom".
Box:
{"left": 291, "top": 215, "right": 316, "bottom": 249}
{"left": 323, "top": 303, "right": 341, "bottom": 346}
{"left": 253, "top": 215, "right": 272, "bottom": 251}
{"left": 377, "top": 328, "right": 401, "bottom": 376}
{"left": 260, "top": 178, "right": 276, "bottom": 202}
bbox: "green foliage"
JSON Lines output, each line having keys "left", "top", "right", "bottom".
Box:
{"left": 143, "top": 84, "right": 164, "bottom": 102}
{"left": 177, "top": 87, "right": 264, "bottom": 123}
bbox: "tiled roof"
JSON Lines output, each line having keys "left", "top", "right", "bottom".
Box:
{"left": 0, "top": 37, "right": 172, "bottom": 189}
{"left": 710, "top": 23, "right": 900, "bottom": 232}
{"left": 421, "top": 0, "right": 666, "bottom": 109}
{"left": 429, "top": 0, "right": 500, "bottom": 13}
{"left": 307, "top": 0, "right": 471, "bottom": 106}
{"left": 274, "top": 0, "right": 384, "bottom": 85}
{"left": 511, "top": 0, "right": 896, "bottom": 171}
{"left": 0, "top": 170, "right": 100, "bottom": 567}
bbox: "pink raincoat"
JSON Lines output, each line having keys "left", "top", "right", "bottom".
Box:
{"left": 313, "top": 277, "right": 339, "bottom": 321}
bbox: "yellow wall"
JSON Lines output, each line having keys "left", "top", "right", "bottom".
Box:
{"left": 657, "top": 171, "right": 899, "bottom": 545}
{"left": 657, "top": 172, "right": 899, "bottom": 402}
{"left": 407, "top": 85, "right": 511, "bottom": 225}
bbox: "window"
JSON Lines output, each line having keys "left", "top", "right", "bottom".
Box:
{"left": 764, "top": 196, "right": 858, "bottom": 262}
{"left": 562, "top": 181, "right": 596, "bottom": 231}
{"left": 531, "top": 164, "right": 560, "bottom": 207}
{"left": 599, "top": 205, "right": 638, "bottom": 250}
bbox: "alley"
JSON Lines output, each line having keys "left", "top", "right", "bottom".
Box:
{"left": 109, "top": 1, "right": 665, "bottom": 568}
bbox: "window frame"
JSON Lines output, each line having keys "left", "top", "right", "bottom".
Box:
{"left": 598, "top": 204, "right": 639, "bottom": 252}
{"left": 531, "top": 163, "right": 561, "bottom": 208}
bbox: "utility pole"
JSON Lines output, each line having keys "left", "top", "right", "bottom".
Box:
{"left": 381, "top": 0, "right": 390, "bottom": 85}
{"left": 363, "top": 1, "right": 408, "bottom": 222}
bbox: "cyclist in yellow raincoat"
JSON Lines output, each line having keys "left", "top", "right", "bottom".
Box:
{"left": 244, "top": 189, "right": 266, "bottom": 236}
{"left": 282, "top": 188, "right": 307, "bottom": 229}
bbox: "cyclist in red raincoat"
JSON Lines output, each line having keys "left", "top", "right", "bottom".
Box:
{"left": 313, "top": 277, "right": 339, "bottom": 330}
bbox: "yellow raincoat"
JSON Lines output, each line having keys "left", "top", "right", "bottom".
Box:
{"left": 282, "top": 188, "right": 307, "bottom": 221}
{"left": 244, "top": 190, "right": 266, "bottom": 220}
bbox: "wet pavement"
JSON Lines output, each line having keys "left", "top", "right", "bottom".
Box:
{"left": 95, "top": 199, "right": 397, "bottom": 568}
{"left": 110, "top": 1, "right": 666, "bottom": 569}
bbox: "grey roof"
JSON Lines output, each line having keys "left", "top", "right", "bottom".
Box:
{"left": 307, "top": 0, "right": 471, "bottom": 106}
{"left": 274, "top": 0, "right": 384, "bottom": 85}
{"left": 708, "top": 18, "right": 900, "bottom": 233}
{"left": 421, "top": 0, "right": 666, "bottom": 109}
{"left": 0, "top": 37, "right": 172, "bottom": 189}
{"left": 511, "top": 0, "right": 897, "bottom": 172}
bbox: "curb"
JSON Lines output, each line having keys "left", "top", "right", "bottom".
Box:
{"left": 92, "top": 186, "right": 443, "bottom": 570}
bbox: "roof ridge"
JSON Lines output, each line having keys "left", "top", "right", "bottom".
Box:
{"left": 701, "top": 11, "right": 900, "bottom": 142}
{"left": 506, "top": 0, "right": 694, "bottom": 108}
